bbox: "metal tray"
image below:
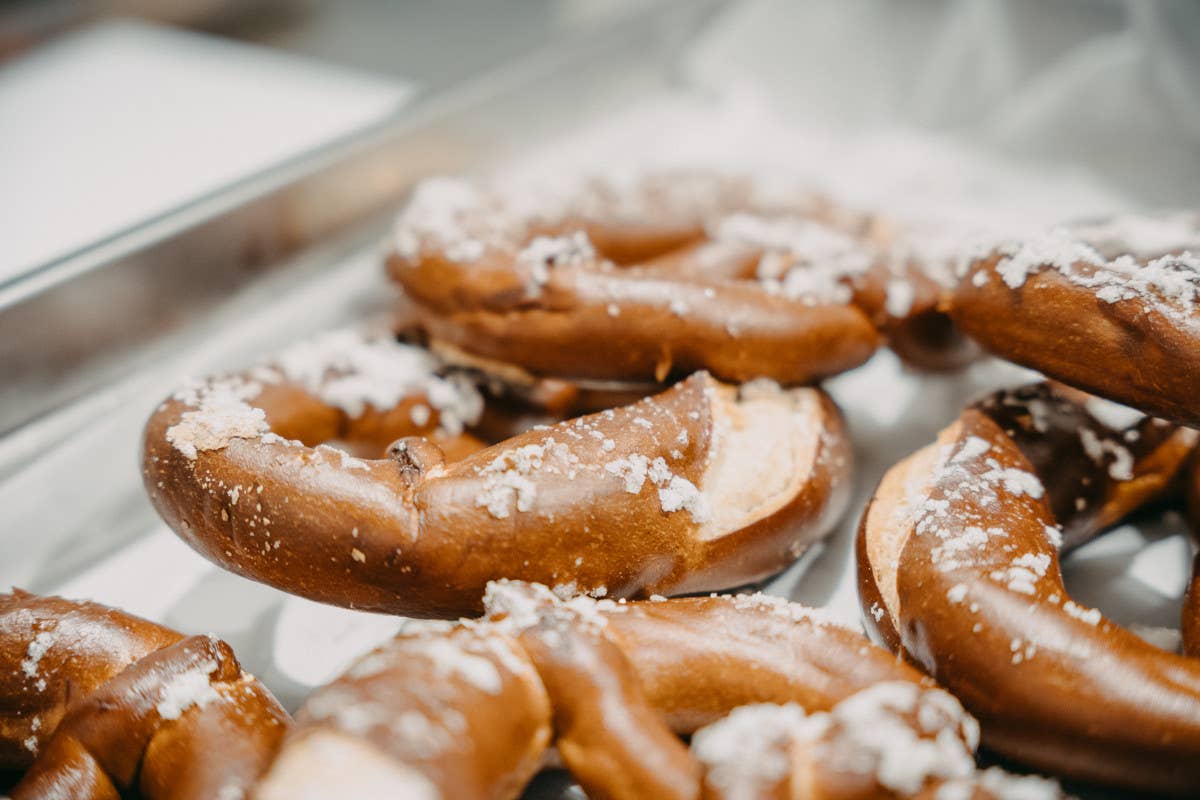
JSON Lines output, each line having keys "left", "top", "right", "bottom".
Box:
{"left": 0, "top": 4, "right": 1189, "bottom": 796}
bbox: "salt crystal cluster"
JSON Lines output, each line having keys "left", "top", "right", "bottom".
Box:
{"left": 987, "top": 214, "right": 1200, "bottom": 325}
{"left": 166, "top": 329, "right": 484, "bottom": 461}
{"left": 689, "top": 683, "right": 1057, "bottom": 799}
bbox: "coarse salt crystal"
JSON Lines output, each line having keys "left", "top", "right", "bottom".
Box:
{"left": 157, "top": 659, "right": 221, "bottom": 720}
{"left": 605, "top": 454, "right": 650, "bottom": 494}
{"left": 658, "top": 475, "right": 712, "bottom": 523}
{"left": 21, "top": 632, "right": 55, "bottom": 682}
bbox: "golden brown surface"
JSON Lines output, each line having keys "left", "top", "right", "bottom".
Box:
{"left": 1, "top": 593, "right": 287, "bottom": 800}
{"left": 389, "top": 172, "right": 978, "bottom": 385}
{"left": 954, "top": 219, "right": 1200, "bottom": 426}
{"left": 256, "top": 584, "right": 926, "bottom": 800}
{"left": 5, "top": 585, "right": 1059, "bottom": 799}
{"left": 859, "top": 383, "right": 1200, "bottom": 796}
{"left": 143, "top": 342, "right": 852, "bottom": 617}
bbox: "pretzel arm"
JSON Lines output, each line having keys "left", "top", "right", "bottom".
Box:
{"left": 11, "top": 635, "right": 286, "bottom": 800}
{"left": 255, "top": 624, "right": 551, "bottom": 800}
{"left": 0, "top": 592, "right": 183, "bottom": 770}
{"left": 692, "top": 684, "right": 1063, "bottom": 800}
{"left": 600, "top": 594, "right": 929, "bottom": 733}
{"left": 486, "top": 582, "right": 701, "bottom": 800}
{"left": 860, "top": 385, "right": 1200, "bottom": 795}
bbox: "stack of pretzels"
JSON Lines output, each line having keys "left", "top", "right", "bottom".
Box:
{"left": 4, "top": 167, "right": 1198, "bottom": 798}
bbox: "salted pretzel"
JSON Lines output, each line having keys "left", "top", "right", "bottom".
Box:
{"left": 386, "top": 170, "right": 982, "bottom": 386}
{"left": 954, "top": 211, "right": 1200, "bottom": 426}
{"left": 143, "top": 328, "right": 852, "bottom": 617}
{"left": 691, "top": 683, "right": 1064, "bottom": 800}
{"left": 4, "top": 585, "right": 1057, "bottom": 800}
{"left": 0, "top": 591, "right": 287, "bottom": 800}
{"left": 256, "top": 582, "right": 931, "bottom": 800}
{"left": 858, "top": 382, "right": 1200, "bottom": 796}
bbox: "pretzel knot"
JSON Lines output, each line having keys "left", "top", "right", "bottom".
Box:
{"left": 256, "top": 582, "right": 1062, "bottom": 800}
{"left": 142, "top": 329, "right": 852, "bottom": 618}
{"left": 387, "top": 171, "right": 975, "bottom": 385}
{"left": 4, "top": 587, "right": 1067, "bottom": 799}
{"left": 0, "top": 592, "right": 287, "bottom": 800}
{"left": 860, "top": 382, "right": 1200, "bottom": 796}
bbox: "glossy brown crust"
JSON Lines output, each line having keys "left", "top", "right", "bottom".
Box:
{"left": 239, "top": 377, "right": 483, "bottom": 462}
{"left": 15, "top": 637, "right": 287, "bottom": 800}
{"left": 402, "top": 272, "right": 880, "bottom": 386}
{"left": 255, "top": 626, "right": 552, "bottom": 800}
{"left": 1, "top": 595, "right": 288, "bottom": 800}
{"left": 389, "top": 188, "right": 883, "bottom": 385}
{"left": 972, "top": 383, "right": 1196, "bottom": 549}
{"left": 253, "top": 586, "right": 924, "bottom": 800}
{"left": 0, "top": 591, "right": 182, "bottom": 769}
{"left": 884, "top": 307, "right": 980, "bottom": 373}
{"left": 850, "top": 245, "right": 979, "bottom": 374}
{"left": 954, "top": 251, "right": 1200, "bottom": 427}
{"left": 391, "top": 172, "right": 992, "bottom": 381}
{"left": 860, "top": 383, "right": 1196, "bottom": 650}
{"left": 859, "top": 390, "right": 1200, "bottom": 796}
{"left": 136, "top": 675, "right": 288, "bottom": 800}
{"left": 420, "top": 336, "right": 665, "bottom": 422}
{"left": 508, "top": 601, "right": 700, "bottom": 800}
{"left": 4, "top": 595, "right": 921, "bottom": 800}
{"left": 603, "top": 595, "right": 928, "bottom": 734}
{"left": 144, "top": 368, "right": 852, "bottom": 618}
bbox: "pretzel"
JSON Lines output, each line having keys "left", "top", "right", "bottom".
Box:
{"left": 0, "top": 591, "right": 287, "bottom": 800}
{"left": 386, "top": 170, "right": 983, "bottom": 386}
{"left": 256, "top": 582, "right": 928, "bottom": 799}
{"left": 143, "top": 328, "right": 852, "bottom": 617}
{"left": 954, "top": 212, "right": 1200, "bottom": 426}
{"left": 691, "top": 683, "right": 1064, "bottom": 800}
{"left": 7, "top": 586, "right": 1057, "bottom": 800}
{"left": 858, "top": 382, "right": 1200, "bottom": 795}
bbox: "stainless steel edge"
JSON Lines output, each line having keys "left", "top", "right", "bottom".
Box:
{"left": 0, "top": 0, "right": 730, "bottom": 437}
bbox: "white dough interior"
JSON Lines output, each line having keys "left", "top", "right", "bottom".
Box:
{"left": 256, "top": 730, "right": 440, "bottom": 800}
{"left": 699, "top": 384, "right": 821, "bottom": 541}
{"left": 863, "top": 435, "right": 946, "bottom": 623}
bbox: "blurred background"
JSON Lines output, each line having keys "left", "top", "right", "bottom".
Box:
{"left": 0, "top": 4, "right": 1197, "bottom": 795}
